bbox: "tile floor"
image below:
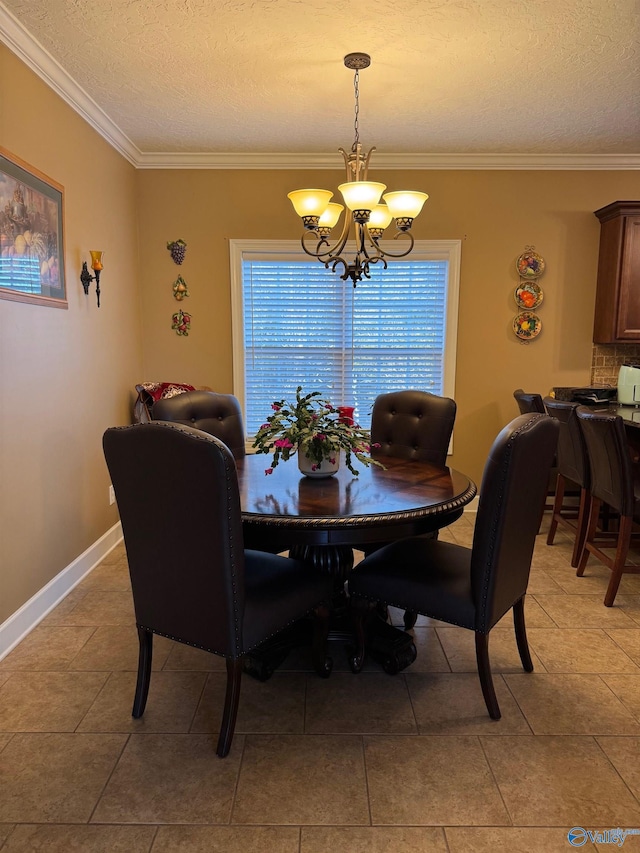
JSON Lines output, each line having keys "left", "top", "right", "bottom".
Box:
{"left": 2, "top": 514, "right": 640, "bottom": 851}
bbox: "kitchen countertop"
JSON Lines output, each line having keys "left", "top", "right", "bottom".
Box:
{"left": 603, "top": 404, "right": 640, "bottom": 427}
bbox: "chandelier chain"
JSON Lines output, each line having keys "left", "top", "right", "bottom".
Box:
{"left": 352, "top": 68, "right": 360, "bottom": 152}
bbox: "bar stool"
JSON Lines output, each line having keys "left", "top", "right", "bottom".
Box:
{"left": 514, "top": 389, "right": 556, "bottom": 513}
{"left": 575, "top": 407, "right": 640, "bottom": 607}
{"left": 543, "top": 397, "right": 590, "bottom": 567}
{"left": 513, "top": 389, "right": 545, "bottom": 415}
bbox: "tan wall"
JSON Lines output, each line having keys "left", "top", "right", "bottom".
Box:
{"left": 137, "top": 167, "right": 640, "bottom": 484}
{"left": 0, "top": 46, "right": 142, "bottom": 624}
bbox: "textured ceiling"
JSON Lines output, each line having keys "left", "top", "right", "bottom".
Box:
{"left": 2, "top": 0, "right": 640, "bottom": 160}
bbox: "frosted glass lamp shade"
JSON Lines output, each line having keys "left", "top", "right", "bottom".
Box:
{"left": 318, "top": 203, "right": 344, "bottom": 228}
{"left": 287, "top": 189, "right": 333, "bottom": 218}
{"left": 338, "top": 181, "right": 387, "bottom": 212}
{"left": 367, "top": 204, "right": 393, "bottom": 230}
{"left": 382, "top": 191, "right": 429, "bottom": 219}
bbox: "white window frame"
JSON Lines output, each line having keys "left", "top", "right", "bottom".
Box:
{"left": 230, "top": 239, "right": 461, "bottom": 439}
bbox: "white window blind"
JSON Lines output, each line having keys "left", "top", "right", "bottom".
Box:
{"left": 0, "top": 256, "right": 41, "bottom": 293}
{"left": 230, "top": 241, "right": 460, "bottom": 436}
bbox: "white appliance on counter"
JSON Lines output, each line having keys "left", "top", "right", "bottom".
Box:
{"left": 617, "top": 364, "right": 640, "bottom": 405}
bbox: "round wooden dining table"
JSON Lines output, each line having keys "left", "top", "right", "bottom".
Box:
{"left": 238, "top": 452, "right": 477, "bottom": 571}
{"left": 235, "top": 452, "right": 477, "bottom": 676}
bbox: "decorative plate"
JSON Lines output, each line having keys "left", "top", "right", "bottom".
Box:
{"left": 513, "top": 311, "right": 542, "bottom": 341}
{"left": 514, "top": 281, "right": 543, "bottom": 310}
{"left": 516, "top": 249, "right": 546, "bottom": 279}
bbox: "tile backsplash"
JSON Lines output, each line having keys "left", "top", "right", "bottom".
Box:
{"left": 591, "top": 343, "right": 640, "bottom": 387}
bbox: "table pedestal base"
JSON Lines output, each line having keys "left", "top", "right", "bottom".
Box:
{"left": 359, "top": 616, "right": 417, "bottom": 675}
{"left": 243, "top": 620, "right": 312, "bottom": 681}
{"left": 289, "top": 543, "right": 354, "bottom": 581}
{"left": 243, "top": 543, "right": 417, "bottom": 679}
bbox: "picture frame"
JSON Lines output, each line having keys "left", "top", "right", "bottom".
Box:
{"left": 0, "top": 146, "right": 67, "bottom": 309}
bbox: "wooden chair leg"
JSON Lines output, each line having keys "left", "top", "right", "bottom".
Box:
{"left": 571, "top": 487, "right": 591, "bottom": 568}
{"left": 604, "top": 514, "right": 633, "bottom": 607}
{"left": 475, "top": 633, "right": 501, "bottom": 720}
{"left": 217, "top": 658, "right": 243, "bottom": 758}
{"left": 546, "top": 473, "right": 566, "bottom": 545}
{"left": 311, "top": 603, "right": 333, "bottom": 678}
{"left": 513, "top": 597, "right": 533, "bottom": 672}
{"left": 132, "top": 626, "right": 153, "bottom": 718}
{"left": 577, "top": 495, "right": 600, "bottom": 577}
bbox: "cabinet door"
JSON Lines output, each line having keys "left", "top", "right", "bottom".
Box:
{"left": 615, "top": 216, "right": 640, "bottom": 340}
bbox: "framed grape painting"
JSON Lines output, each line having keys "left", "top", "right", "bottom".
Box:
{"left": 0, "top": 147, "right": 67, "bottom": 309}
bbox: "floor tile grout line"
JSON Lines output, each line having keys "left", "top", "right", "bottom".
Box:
{"left": 596, "top": 673, "right": 640, "bottom": 725}
{"left": 432, "top": 625, "right": 453, "bottom": 673}
{"left": 528, "top": 593, "right": 563, "bottom": 628}
{"left": 146, "top": 824, "right": 160, "bottom": 853}
{"left": 187, "top": 668, "right": 210, "bottom": 733}
{"left": 228, "top": 732, "right": 248, "bottom": 825}
{"left": 86, "top": 732, "right": 131, "bottom": 825}
{"left": 360, "top": 734, "right": 374, "bottom": 827}
{"left": 441, "top": 825, "right": 453, "bottom": 853}
{"left": 73, "top": 670, "right": 113, "bottom": 733}
{"left": 477, "top": 734, "right": 515, "bottom": 828}
{"left": 602, "top": 628, "right": 640, "bottom": 669}
{"left": 592, "top": 734, "right": 640, "bottom": 808}
{"left": 67, "top": 624, "right": 102, "bottom": 666}
{"left": 402, "top": 672, "right": 421, "bottom": 734}
{"left": 499, "top": 672, "right": 538, "bottom": 736}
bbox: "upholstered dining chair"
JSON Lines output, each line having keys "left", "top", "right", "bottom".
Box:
{"left": 575, "top": 407, "right": 640, "bottom": 607}
{"left": 371, "top": 389, "right": 456, "bottom": 465}
{"left": 103, "top": 422, "right": 334, "bottom": 757}
{"left": 543, "top": 397, "right": 591, "bottom": 567}
{"left": 152, "top": 390, "right": 246, "bottom": 458}
{"left": 349, "top": 413, "right": 558, "bottom": 720}
{"left": 366, "top": 389, "right": 458, "bottom": 629}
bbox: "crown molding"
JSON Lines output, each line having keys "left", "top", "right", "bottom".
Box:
{"left": 2, "top": 6, "right": 639, "bottom": 172}
{"left": 0, "top": 3, "right": 141, "bottom": 166}
{"left": 135, "top": 151, "right": 640, "bottom": 170}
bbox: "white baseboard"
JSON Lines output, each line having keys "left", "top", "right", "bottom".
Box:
{"left": 0, "top": 522, "right": 123, "bottom": 661}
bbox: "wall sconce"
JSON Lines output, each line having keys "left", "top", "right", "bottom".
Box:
{"left": 80, "top": 251, "right": 104, "bottom": 307}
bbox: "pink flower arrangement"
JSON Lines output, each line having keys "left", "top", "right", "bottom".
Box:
{"left": 252, "top": 386, "right": 383, "bottom": 476}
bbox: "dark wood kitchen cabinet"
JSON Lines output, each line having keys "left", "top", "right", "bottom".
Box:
{"left": 593, "top": 201, "right": 640, "bottom": 343}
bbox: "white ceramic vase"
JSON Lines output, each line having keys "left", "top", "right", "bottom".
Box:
{"left": 297, "top": 452, "right": 340, "bottom": 478}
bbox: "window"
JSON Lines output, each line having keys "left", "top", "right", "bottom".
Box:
{"left": 230, "top": 240, "right": 460, "bottom": 435}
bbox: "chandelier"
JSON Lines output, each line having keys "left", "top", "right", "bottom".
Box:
{"left": 287, "top": 53, "right": 429, "bottom": 287}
